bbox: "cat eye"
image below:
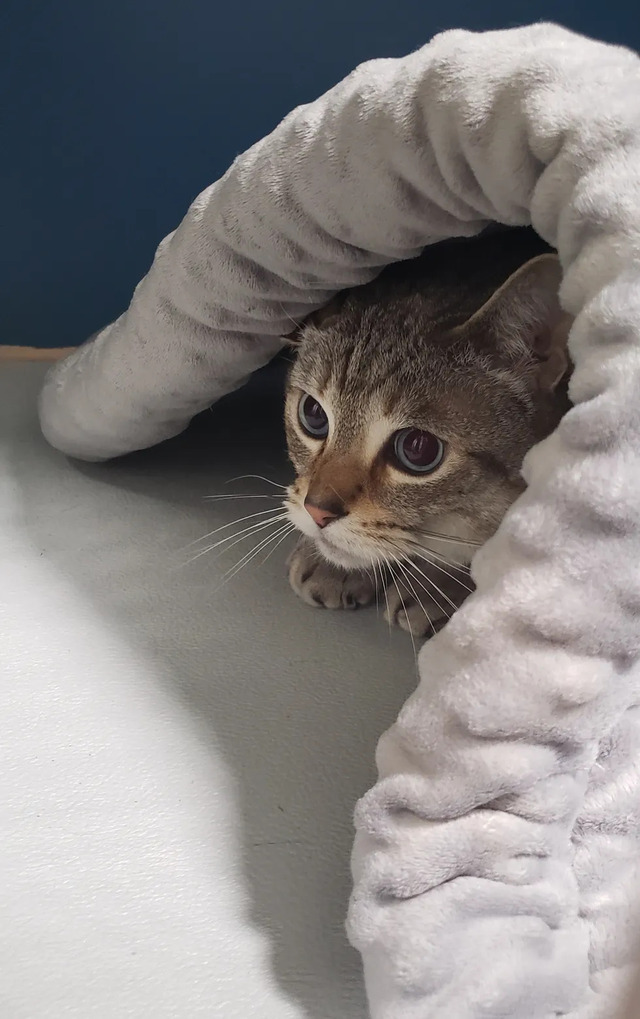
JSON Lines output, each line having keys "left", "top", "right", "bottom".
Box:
{"left": 298, "top": 393, "right": 329, "bottom": 438}
{"left": 391, "top": 428, "right": 444, "bottom": 474}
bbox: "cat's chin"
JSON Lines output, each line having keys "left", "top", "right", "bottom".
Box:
{"left": 314, "top": 533, "right": 371, "bottom": 571}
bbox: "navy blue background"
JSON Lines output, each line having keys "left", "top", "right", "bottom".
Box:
{"left": 2, "top": 1, "right": 638, "bottom": 346}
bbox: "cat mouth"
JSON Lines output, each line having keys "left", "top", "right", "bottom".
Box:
{"left": 285, "top": 499, "right": 381, "bottom": 569}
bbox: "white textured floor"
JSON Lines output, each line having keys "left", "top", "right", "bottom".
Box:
{"left": 0, "top": 359, "right": 415, "bottom": 1019}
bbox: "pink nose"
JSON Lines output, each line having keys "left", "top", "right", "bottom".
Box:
{"left": 305, "top": 503, "right": 339, "bottom": 529}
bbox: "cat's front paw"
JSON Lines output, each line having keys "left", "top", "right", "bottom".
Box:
{"left": 287, "top": 536, "right": 376, "bottom": 610}
{"left": 383, "top": 578, "right": 450, "bottom": 638}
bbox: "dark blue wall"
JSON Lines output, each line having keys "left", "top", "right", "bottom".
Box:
{"left": 2, "top": 1, "right": 638, "bottom": 346}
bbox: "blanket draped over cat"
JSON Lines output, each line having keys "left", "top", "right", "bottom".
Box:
{"left": 39, "top": 23, "right": 640, "bottom": 1019}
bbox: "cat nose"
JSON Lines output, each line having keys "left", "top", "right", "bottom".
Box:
{"left": 304, "top": 498, "right": 344, "bottom": 529}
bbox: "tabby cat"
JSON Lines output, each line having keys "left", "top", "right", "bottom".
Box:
{"left": 283, "top": 228, "right": 571, "bottom": 637}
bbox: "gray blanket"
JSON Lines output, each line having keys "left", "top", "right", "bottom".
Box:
{"left": 39, "top": 23, "right": 640, "bottom": 1018}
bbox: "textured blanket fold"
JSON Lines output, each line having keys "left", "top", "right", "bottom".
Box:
{"left": 39, "top": 22, "right": 640, "bottom": 1019}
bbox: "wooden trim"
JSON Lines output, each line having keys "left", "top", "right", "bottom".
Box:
{"left": 0, "top": 346, "right": 76, "bottom": 362}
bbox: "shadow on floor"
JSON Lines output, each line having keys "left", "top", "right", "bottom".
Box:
{"left": 8, "top": 356, "right": 416, "bottom": 1018}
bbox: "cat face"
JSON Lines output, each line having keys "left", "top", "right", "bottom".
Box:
{"left": 284, "top": 235, "right": 571, "bottom": 573}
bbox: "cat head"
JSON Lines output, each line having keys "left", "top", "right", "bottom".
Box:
{"left": 283, "top": 233, "right": 571, "bottom": 572}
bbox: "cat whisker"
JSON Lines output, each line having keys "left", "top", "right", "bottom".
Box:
{"left": 390, "top": 557, "right": 438, "bottom": 640}
{"left": 226, "top": 474, "right": 288, "bottom": 491}
{"left": 387, "top": 568, "right": 418, "bottom": 661}
{"left": 378, "top": 557, "right": 394, "bottom": 636}
{"left": 425, "top": 552, "right": 473, "bottom": 584}
{"left": 385, "top": 551, "right": 438, "bottom": 631}
{"left": 185, "top": 506, "right": 286, "bottom": 550}
{"left": 403, "top": 543, "right": 474, "bottom": 593}
{"left": 400, "top": 556, "right": 455, "bottom": 617}
{"left": 223, "top": 525, "right": 293, "bottom": 580}
{"left": 278, "top": 302, "right": 303, "bottom": 334}
{"left": 384, "top": 541, "right": 454, "bottom": 618}
{"left": 413, "top": 528, "right": 482, "bottom": 548}
{"left": 219, "top": 522, "right": 295, "bottom": 587}
{"left": 184, "top": 513, "right": 289, "bottom": 565}
{"left": 418, "top": 558, "right": 473, "bottom": 595}
{"left": 405, "top": 540, "right": 473, "bottom": 578}
{"left": 220, "top": 522, "right": 292, "bottom": 579}
{"left": 205, "top": 514, "right": 291, "bottom": 563}
{"left": 204, "top": 493, "right": 282, "bottom": 502}
{"left": 260, "top": 523, "right": 297, "bottom": 567}
{"left": 365, "top": 562, "right": 380, "bottom": 617}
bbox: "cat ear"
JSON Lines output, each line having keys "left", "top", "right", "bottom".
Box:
{"left": 282, "top": 294, "right": 346, "bottom": 347}
{"left": 468, "top": 253, "right": 571, "bottom": 391}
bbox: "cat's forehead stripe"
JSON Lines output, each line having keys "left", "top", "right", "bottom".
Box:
{"left": 312, "top": 386, "right": 409, "bottom": 466}
{"left": 362, "top": 407, "right": 399, "bottom": 462}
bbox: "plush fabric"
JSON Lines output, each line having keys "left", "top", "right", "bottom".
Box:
{"left": 39, "top": 22, "right": 640, "bottom": 1019}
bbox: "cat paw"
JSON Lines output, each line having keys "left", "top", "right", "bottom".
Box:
{"left": 287, "top": 537, "right": 376, "bottom": 610}
{"left": 383, "top": 580, "right": 449, "bottom": 638}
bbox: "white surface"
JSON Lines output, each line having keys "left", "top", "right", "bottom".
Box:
{"left": 1, "top": 360, "right": 415, "bottom": 1018}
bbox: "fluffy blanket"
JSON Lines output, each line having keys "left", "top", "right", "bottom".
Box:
{"left": 39, "top": 23, "right": 640, "bottom": 1018}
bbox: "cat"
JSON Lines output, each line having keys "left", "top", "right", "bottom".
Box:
{"left": 283, "top": 227, "right": 572, "bottom": 637}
